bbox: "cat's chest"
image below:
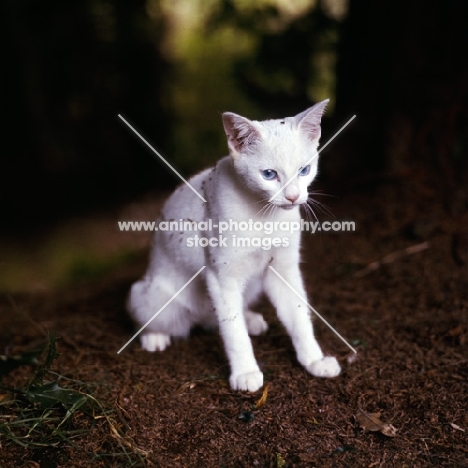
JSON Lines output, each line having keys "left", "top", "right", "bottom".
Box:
{"left": 207, "top": 241, "right": 277, "bottom": 280}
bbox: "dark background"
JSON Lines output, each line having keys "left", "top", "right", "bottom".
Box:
{"left": 1, "top": 0, "right": 467, "bottom": 289}
{"left": 1, "top": 3, "right": 467, "bottom": 465}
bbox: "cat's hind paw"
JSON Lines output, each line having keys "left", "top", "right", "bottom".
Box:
{"left": 229, "top": 370, "right": 264, "bottom": 392}
{"left": 140, "top": 332, "right": 171, "bottom": 352}
{"left": 305, "top": 356, "right": 341, "bottom": 378}
{"left": 245, "top": 311, "right": 268, "bottom": 336}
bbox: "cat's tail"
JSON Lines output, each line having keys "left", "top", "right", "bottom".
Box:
{"left": 126, "top": 276, "right": 192, "bottom": 343}
{"left": 126, "top": 279, "right": 173, "bottom": 351}
{"left": 127, "top": 278, "right": 150, "bottom": 322}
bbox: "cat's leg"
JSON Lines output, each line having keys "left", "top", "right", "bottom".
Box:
{"left": 263, "top": 264, "right": 340, "bottom": 378}
{"left": 244, "top": 280, "right": 268, "bottom": 336}
{"left": 205, "top": 269, "right": 263, "bottom": 391}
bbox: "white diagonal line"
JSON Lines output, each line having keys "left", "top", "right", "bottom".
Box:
{"left": 268, "top": 266, "right": 357, "bottom": 353}
{"left": 117, "top": 266, "right": 206, "bottom": 354}
{"left": 118, "top": 114, "right": 207, "bottom": 203}
{"left": 269, "top": 114, "right": 356, "bottom": 202}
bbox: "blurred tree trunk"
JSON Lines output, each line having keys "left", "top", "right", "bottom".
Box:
{"left": 1, "top": 0, "right": 170, "bottom": 232}
{"left": 334, "top": 0, "right": 468, "bottom": 209}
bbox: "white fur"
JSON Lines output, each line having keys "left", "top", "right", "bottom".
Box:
{"left": 128, "top": 100, "right": 340, "bottom": 391}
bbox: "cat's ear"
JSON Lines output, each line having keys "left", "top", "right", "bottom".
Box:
{"left": 295, "top": 99, "right": 329, "bottom": 143}
{"left": 222, "top": 112, "right": 262, "bottom": 156}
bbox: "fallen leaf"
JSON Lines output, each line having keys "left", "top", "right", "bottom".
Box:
{"left": 255, "top": 383, "right": 269, "bottom": 409}
{"left": 276, "top": 452, "right": 286, "bottom": 468}
{"left": 449, "top": 422, "right": 465, "bottom": 432}
{"left": 356, "top": 409, "right": 398, "bottom": 437}
{"left": 306, "top": 417, "right": 319, "bottom": 425}
{"left": 178, "top": 381, "right": 197, "bottom": 392}
{"left": 0, "top": 393, "right": 12, "bottom": 403}
{"left": 447, "top": 325, "right": 463, "bottom": 337}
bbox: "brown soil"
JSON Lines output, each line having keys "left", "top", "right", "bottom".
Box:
{"left": 1, "top": 181, "right": 467, "bottom": 467}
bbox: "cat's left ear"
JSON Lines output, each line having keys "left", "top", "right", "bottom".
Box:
{"left": 295, "top": 99, "right": 329, "bottom": 143}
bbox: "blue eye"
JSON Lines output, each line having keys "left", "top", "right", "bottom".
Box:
{"left": 299, "top": 165, "right": 310, "bottom": 176}
{"left": 262, "top": 169, "right": 277, "bottom": 180}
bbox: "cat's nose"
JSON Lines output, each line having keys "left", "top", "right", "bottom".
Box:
{"left": 285, "top": 194, "right": 299, "bottom": 203}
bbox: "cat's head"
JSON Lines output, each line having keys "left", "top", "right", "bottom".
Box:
{"left": 222, "top": 100, "right": 328, "bottom": 209}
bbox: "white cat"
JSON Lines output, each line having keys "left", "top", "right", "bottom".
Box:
{"left": 128, "top": 100, "right": 340, "bottom": 391}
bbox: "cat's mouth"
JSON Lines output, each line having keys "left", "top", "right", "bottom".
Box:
{"left": 279, "top": 203, "right": 300, "bottom": 210}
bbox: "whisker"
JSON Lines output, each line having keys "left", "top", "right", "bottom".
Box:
{"left": 240, "top": 197, "right": 271, "bottom": 207}
{"left": 237, "top": 194, "right": 274, "bottom": 211}
{"left": 255, "top": 204, "right": 268, "bottom": 218}
{"left": 307, "top": 190, "right": 338, "bottom": 199}
{"left": 302, "top": 202, "right": 319, "bottom": 222}
{"left": 306, "top": 190, "right": 335, "bottom": 219}
{"left": 269, "top": 203, "right": 278, "bottom": 220}
{"left": 255, "top": 199, "right": 274, "bottom": 219}
{"left": 264, "top": 202, "right": 276, "bottom": 220}
{"left": 307, "top": 198, "right": 335, "bottom": 218}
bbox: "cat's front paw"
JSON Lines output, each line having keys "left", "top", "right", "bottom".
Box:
{"left": 245, "top": 311, "right": 268, "bottom": 336}
{"left": 230, "top": 370, "right": 264, "bottom": 392}
{"left": 140, "top": 332, "right": 171, "bottom": 352}
{"left": 305, "top": 356, "right": 341, "bottom": 378}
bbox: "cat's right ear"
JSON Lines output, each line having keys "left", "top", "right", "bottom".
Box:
{"left": 295, "top": 99, "right": 329, "bottom": 144}
{"left": 222, "top": 112, "right": 262, "bottom": 157}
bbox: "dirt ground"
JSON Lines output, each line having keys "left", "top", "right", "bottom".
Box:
{"left": 1, "top": 179, "right": 467, "bottom": 467}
